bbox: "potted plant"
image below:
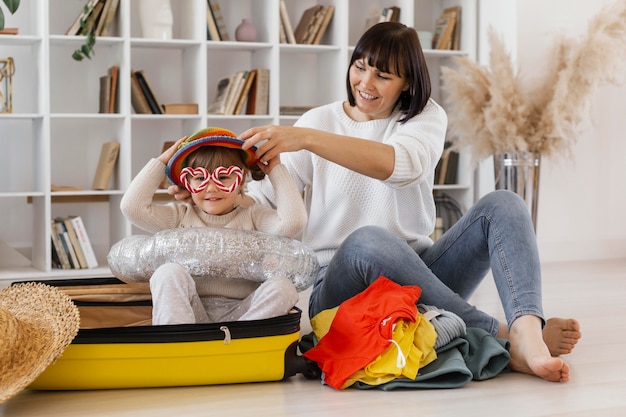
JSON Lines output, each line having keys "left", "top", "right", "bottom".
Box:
{"left": 0, "top": 0, "right": 19, "bottom": 31}
{"left": 1, "top": 0, "right": 96, "bottom": 61}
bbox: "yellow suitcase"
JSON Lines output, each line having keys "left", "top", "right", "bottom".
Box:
{"left": 27, "top": 278, "right": 318, "bottom": 390}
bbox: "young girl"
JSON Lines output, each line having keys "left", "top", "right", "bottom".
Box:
{"left": 120, "top": 127, "right": 307, "bottom": 325}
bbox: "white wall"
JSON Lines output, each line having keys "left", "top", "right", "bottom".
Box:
{"left": 516, "top": 0, "right": 626, "bottom": 262}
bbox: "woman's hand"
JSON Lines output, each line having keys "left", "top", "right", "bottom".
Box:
{"left": 239, "top": 125, "right": 309, "bottom": 165}
{"left": 157, "top": 136, "right": 187, "bottom": 165}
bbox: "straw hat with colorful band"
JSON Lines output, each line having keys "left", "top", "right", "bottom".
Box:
{"left": 0, "top": 282, "right": 80, "bottom": 402}
{"left": 165, "top": 127, "right": 259, "bottom": 188}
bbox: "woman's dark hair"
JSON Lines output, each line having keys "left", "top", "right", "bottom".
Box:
{"left": 346, "top": 22, "right": 431, "bottom": 123}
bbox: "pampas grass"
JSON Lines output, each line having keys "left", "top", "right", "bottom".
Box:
{"left": 441, "top": 0, "right": 626, "bottom": 163}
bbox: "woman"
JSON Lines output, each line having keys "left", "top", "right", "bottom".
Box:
{"left": 174, "top": 22, "right": 581, "bottom": 382}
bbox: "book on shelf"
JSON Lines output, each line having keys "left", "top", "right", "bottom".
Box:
{"left": 208, "top": 0, "right": 229, "bottom": 41}
{"left": 432, "top": 7, "right": 458, "bottom": 50}
{"left": 162, "top": 103, "right": 199, "bottom": 114}
{"left": 65, "top": 0, "right": 100, "bottom": 36}
{"left": 245, "top": 68, "right": 269, "bottom": 115}
{"left": 206, "top": 0, "right": 220, "bottom": 40}
{"left": 434, "top": 142, "right": 459, "bottom": 185}
{"left": 130, "top": 71, "right": 152, "bottom": 114}
{"left": 98, "top": 0, "right": 120, "bottom": 36}
{"left": 279, "top": 1, "right": 296, "bottom": 44}
{"left": 382, "top": 6, "right": 401, "bottom": 23}
{"left": 51, "top": 184, "right": 83, "bottom": 192}
{"left": 53, "top": 220, "right": 81, "bottom": 269}
{"left": 60, "top": 217, "right": 88, "bottom": 269}
{"left": 208, "top": 76, "right": 233, "bottom": 115}
{"left": 98, "top": 65, "right": 119, "bottom": 114}
{"left": 303, "top": 5, "right": 325, "bottom": 44}
{"left": 311, "top": 5, "right": 335, "bottom": 45}
{"left": 50, "top": 221, "right": 71, "bottom": 269}
{"left": 279, "top": 18, "right": 287, "bottom": 44}
{"left": 444, "top": 149, "right": 459, "bottom": 184}
{"left": 134, "top": 70, "right": 164, "bottom": 114}
{"left": 279, "top": 105, "right": 314, "bottom": 116}
{"left": 108, "top": 65, "right": 119, "bottom": 113}
{"left": 98, "top": 74, "right": 111, "bottom": 114}
{"left": 233, "top": 69, "right": 256, "bottom": 115}
{"left": 79, "top": 0, "right": 105, "bottom": 36}
{"left": 293, "top": 5, "right": 323, "bottom": 44}
{"left": 92, "top": 140, "right": 120, "bottom": 190}
{"left": 224, "top": 70, "right": 248, "bottom": 115}
{"left": 68, "top": 215, "right": 98, "bottom": 268}
{"left": 447, "top": 6, "right": 462, "bottom": 50}
{"left": 293, "top": 4, "right": 334, "bottom": 45}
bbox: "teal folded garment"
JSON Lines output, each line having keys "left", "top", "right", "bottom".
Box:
{"left": 349, "top": 327, "right": 511, "bottom": 390}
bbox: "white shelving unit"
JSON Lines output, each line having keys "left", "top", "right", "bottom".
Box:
{"left": 0, "top": 0, "right": 478, "bottom": 284}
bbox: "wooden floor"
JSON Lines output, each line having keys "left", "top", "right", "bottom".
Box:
{"left": 2, "top": 258, "right": 626, "bottom": 417}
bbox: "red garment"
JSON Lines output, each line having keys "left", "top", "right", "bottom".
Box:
{"left": 304, "top": 276, "right": 422, "bottom": 389}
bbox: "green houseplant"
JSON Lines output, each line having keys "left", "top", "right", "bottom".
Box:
{"left": 0, "top": 0, "right": 19, "bottom": 30}
{"left": 0, "top": 0, "right": 95, "bottom": 61}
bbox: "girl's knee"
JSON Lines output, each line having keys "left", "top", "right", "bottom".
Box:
{"left": 150, "top": 263, "right": 189, "bottom": 286}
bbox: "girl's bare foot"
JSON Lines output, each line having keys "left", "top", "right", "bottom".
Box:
{"left": 542, "top": 318, "right": 581, "bottom": 356}
{"left": 507, "top": 315, "right": 571, "bottom": 382}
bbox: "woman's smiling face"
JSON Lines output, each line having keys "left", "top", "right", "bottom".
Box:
{"left": 347, "top": 58, "right": 409, "bottom": 121}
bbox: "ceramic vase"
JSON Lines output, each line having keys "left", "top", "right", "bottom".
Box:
{"left": 138, "top": 0, "right": 173, "bottom": 40}
{"left": 235, "top": 18, "right": 257, "bottom": 42}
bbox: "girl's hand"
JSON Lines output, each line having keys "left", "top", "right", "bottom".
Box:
{"left": 157, "top": 136, "right": 187, "bottom": 165}
{"left": 167, "top": 184, "right": 193, "bottom": 204}
{"left": 257, "top": 154, "right": 281, "bottom": 175}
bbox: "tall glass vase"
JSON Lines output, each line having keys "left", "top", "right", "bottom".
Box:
{"left": 493, "top": 152, "right": 541, "bottom": 232}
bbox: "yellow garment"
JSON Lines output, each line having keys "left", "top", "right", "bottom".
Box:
{"left": 310, "top": 307, "right": 438, "bottom": 389}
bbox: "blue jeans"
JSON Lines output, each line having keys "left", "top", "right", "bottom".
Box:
{"left": 308, "top": 190, "right": 544, "bottom": 337}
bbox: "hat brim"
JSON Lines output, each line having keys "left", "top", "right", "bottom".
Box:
{"left": 0, "top": 282, "right": 80, "bottom": 402}
{"left": 166, "top": 136, "right": 259, "bottom": 187}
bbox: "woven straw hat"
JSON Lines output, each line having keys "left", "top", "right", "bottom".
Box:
{"left": 0, "top": 282, "right": 80, "bottom": 403}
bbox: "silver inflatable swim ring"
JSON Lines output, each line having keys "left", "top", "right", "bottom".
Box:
{"left": 107, "top": 227, "right": 319, "bottom": 292}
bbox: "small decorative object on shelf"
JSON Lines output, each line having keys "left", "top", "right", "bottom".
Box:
{"left": 0, "top": 56, "right": 14, "bottom": 113}
{"left": 235, "top": 18, "right": 257, "bottom": 42}
{"left": 138, "top": 0, "right": 173, "bottom": 40}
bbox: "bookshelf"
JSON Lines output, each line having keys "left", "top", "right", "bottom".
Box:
{"left": 0, "top": 0, "right": 482, "bottom": 284}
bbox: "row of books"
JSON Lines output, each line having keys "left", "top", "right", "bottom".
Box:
{"left": 208, "top": 68, "right": 269, "bottom": 115}
{"left": 128, "top": 68, "right": 199, "bottom": 115}
{"left": 432, "top": 6, "right": 462, "bottom": 50}
{"left": 435, "top": 142, "right": 460, "bottom": 185}
{"left": 280, "top": 3, "right": 335, "bottom": 45}
{"left": 364, "top": 5, "right": 401, "bottom": 31}
{"left": 66, "top": 0, "right": 120, "bottom": 37}
{"left": 99, "top": 65, "right": 119, "bottom": 114}
{"left": 130, "top": 69, "right": 164, "bottom": 115}
{"left": 51, "top": 216, "right": 98, "bottom": 270}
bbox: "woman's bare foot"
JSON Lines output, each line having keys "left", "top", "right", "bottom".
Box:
{"left": 507, "top": 315, "right": 571, "bottom": 382}
{"left": 542, "top": 318, "right": 581, "bottom": 356}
